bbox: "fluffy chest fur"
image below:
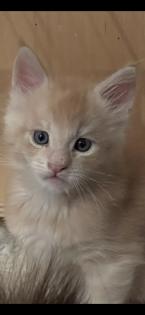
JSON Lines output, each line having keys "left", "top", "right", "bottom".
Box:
{"left": 5, "top": 173, "right": 107, "bottom": 247}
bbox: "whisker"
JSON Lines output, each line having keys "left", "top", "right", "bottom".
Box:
{"left": 97, "top": 183, "right": 115, "bottom": 202}
{"left": 74, "top": 178, "right": 85, "bottom": 204}
{"left": 69, "top": 171, "right": 114, "bottom": 187}
{"left": 72, "top": 178, "right": 82, "bottom": 202}
{"left": 80, "top": 179, "right": 105, "bottom": 214}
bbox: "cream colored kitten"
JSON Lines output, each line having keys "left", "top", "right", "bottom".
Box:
{"left": 3, "top": 47, "right": 145, "bottom": 303}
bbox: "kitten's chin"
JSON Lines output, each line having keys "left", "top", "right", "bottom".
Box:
{"left": 37, "top": 175, "right": 68, "bottom": 194}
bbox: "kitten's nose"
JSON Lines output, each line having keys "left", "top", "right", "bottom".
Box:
{"left": 48, "top": 162, "right": 67, "bottom": 175}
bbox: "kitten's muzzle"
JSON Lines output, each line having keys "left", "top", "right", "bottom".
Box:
{"left": 47, "top": 162, "right": 68, "bottom": 177}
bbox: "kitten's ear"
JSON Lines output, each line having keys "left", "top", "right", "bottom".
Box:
{"left": 97, "top": 66, "right": 136, "bottom": 113}
{"left": 12, "top": 47, "right": 48, "bottom": 93}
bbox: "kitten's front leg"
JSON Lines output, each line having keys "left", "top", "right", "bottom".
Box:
{"left": 75, "top": 241, "right": 145, "bottom": 306}
{"left": 83, "top": 259, "right": 137, "bottom": 304}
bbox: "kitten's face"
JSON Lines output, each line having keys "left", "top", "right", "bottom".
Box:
{"left": 5, "top": 84, "right": 108, "bottom": 194}
{"left": 4, "top": 48, "right": 136, "bottom": 195}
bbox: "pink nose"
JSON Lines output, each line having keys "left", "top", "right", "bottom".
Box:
{"left": 48, "top": 162, "right": 67, "bottom": 175}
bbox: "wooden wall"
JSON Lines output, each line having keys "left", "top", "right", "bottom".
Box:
{"left": 0, "top": 11, "right": 145, "bottom": 207}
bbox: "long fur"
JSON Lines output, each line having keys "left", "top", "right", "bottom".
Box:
{"left": 3, "top": 47, "right": 145, "bottom": 303}
{"left": 0, "top": 223, "right": 85, "bottom": 304}
{"left": 0, "top": 257, "right": 85, "bottom": 304}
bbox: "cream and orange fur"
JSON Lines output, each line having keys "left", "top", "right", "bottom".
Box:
{"left": 3, "top": 47, "right": 145, "bottom": 303}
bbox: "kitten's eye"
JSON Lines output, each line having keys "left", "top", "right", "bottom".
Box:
{"left": 74, "top": 138, "right": 92, "bottom": 152}
{"left": 33, "top": 130, "right": 49, "bottom": 146}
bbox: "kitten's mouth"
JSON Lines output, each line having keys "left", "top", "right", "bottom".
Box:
{"left": 42, "top": 174, "right": 65, "bottom": 184}
{"left": 41, "top": 174, "right": 68, "bottom": 192}
{"left": 49, "top": 176, "right": 62, "bottom": 183}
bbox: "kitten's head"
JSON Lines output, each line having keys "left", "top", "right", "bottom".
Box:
{"left": 4, "top": 47, "right": 136, "bottom": 195}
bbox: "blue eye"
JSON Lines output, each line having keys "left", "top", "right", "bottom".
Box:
{"left": 33, "top": 130, "right": 49, "bottom": 146}
{"left": 74, "top": 138, "right": 92, "bottom": 152}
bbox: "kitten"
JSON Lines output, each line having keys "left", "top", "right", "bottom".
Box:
{"left": 3, "top": 47, "right": 145, "bottom": 303}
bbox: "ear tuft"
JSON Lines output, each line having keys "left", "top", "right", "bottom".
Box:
{"left": 98, "top": 66, "right": 136, "bottom": 110}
